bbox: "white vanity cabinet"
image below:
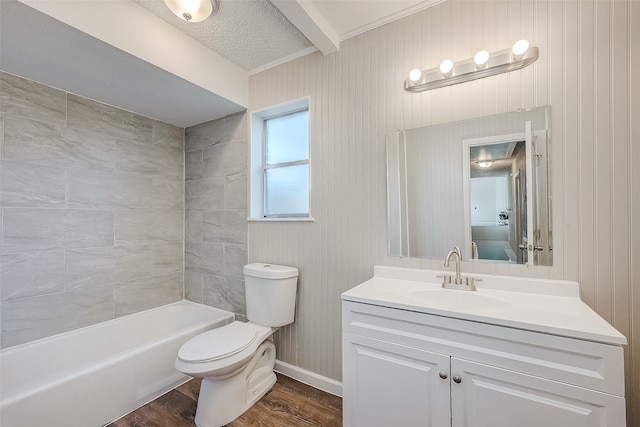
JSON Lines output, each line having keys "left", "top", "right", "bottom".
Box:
{"left": 343, "top": 331, "right": 451, "bottom": 426}
{"left": 342, "top": 267, "right": 627, "bottom": 427}
{"left": 450, "top": 358, "right": 623, "bottom": 427}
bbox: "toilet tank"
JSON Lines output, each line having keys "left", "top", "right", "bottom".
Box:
{"left": 243, "top": 263, "right": 299, "bottom": 327}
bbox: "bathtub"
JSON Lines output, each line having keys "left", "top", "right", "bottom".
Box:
{"left": 0, "top": 300, "right": 234, "bottom": 427}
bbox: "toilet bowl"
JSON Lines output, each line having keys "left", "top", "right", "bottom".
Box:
{"left": 175, "top": 263, "right": 298, "bottom": 427}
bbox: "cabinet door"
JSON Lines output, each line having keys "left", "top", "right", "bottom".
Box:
{"left": 450, "top": 358, "right": 626, "bottom": 427}
{"left": 343, "top": 332, "right": 451, "bottom": 427}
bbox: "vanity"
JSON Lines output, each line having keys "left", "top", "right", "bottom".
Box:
{"left": 341, "top": 266, "right": 627, "bottom": 426}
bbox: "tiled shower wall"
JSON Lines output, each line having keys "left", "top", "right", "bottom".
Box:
{"left": 0, "top": 72, "right": 185, "bottom": 348}
{"left": 184, "top": 112, "right": 248, "bottom": 316}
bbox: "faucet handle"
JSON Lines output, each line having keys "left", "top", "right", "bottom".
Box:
{"left": 464, "top": 277, "right": 480, "bottom": 289}
{"left": 439, "top": 274, "right": 452, "bottom": 285}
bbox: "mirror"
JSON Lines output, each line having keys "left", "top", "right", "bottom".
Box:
{"left": 387, "top": 106, "right": 552, "bottom": 265}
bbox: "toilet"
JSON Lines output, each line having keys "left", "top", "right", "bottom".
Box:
{"left": 175, "top": 263, "right": 298, "bottom": 427}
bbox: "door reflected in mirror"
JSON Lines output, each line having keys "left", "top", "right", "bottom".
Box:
{"left": 387, "top": 106, "right": 552, "bottom": 266}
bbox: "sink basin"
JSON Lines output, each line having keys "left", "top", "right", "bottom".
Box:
{"left": 406, "top": 289, "right": 511, "bottom": 311}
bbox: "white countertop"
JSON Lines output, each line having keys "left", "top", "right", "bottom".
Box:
{"left": 341, "top": 266, "right": 627, "bottom": 345}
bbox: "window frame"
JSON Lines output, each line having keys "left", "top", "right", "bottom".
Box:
{"left": 249, "top": 97, "right": 313, "bottom": 221}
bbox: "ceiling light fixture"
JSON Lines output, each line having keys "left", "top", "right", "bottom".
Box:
{"left": 476, "top": 161, "right": 494, "bottom": 168}
{"left": 164, "top": 0, "right": 219, "bottom": 22}
{"left": 404, "top": 39, "right": 538, "bottom": 92}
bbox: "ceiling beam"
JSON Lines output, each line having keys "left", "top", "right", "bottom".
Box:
{"left": 271, "top": 0, "right": 339, "bottom": 55}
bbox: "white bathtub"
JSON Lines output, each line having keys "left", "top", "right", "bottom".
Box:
{"left": 0, "top": 300, "right": 234, "bottom": 427}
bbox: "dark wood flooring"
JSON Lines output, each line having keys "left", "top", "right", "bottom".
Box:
{"left": 109, "top": 373, "right": 342, "bottom": 427}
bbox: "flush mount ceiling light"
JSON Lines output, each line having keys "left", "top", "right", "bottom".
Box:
{"left": 164, "top": 0, "right": 220, "bottom": 22}
{"left": 405, "top": 39, "right": 538, "bottom": 93}
{"left": 476, "top": 161, "right": 494, "bottom": 168}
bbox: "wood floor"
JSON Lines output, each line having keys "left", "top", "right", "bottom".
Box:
{"left": 109, "top": 373, "right": 342, "bottom": 427}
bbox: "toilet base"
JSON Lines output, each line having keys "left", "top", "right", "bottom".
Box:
{"left": 194, "top": 340, "right": 277, "bottom": 427}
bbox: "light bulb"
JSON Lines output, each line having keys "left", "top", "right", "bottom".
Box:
{"left": 474, "top": 50, "right": 490, "bottom": 68}
{"left": 408, "top": 69, "right": 422, "bottom": 83}
{"left": 476, "top": 161, "right": 493, "bottom": 168}
{"left": 164, "top": 0, "right": 216, "bottom": 22}
{"left": 183, "top": 0, "right": 201, "bottom": 13}
{"left": 439, "top": 60, "right": 454, "bottom": 76}
{"left": 511, "top": 39, "right": 530, "bottom": 58}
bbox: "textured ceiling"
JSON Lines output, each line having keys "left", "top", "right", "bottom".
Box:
{"left": 132, "top": 0, "right": 314, "bottom": 72}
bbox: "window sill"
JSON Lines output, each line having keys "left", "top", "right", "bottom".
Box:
{"left": 248, "top": 216, "right": 315, "bottom": 223}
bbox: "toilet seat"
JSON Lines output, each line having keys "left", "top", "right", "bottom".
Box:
{"left": 175, "top": 321, "right": 277, "bottom": 379}
{"left": 178, "top": 322, "right": 257, "bottom": 363}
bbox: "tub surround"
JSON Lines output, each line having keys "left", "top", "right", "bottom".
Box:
{"left": 184, "top": 112, "right": 249, "bottom": 315}
{"left": 0, "top": 71, "right": 185, "bottom": 348}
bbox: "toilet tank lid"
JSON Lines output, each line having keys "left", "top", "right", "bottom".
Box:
{"left": 244, "top": 263, "right": 298, "bottom": 279}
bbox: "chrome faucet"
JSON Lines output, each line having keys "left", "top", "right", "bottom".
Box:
{"left": 443, "top": 246, "right": 463, "bottom": 285}
{"left": 442, "top": 246, "right": 477, "bottom": 291}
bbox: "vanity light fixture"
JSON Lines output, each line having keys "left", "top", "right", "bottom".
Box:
{"left": 164, "top": 0, "right": 219, "bottom": 22}
{"left": 405, "top": 39, "right": 538, "bottom": 93}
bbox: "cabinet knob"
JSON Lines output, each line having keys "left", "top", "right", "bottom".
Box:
{"left": 452, "top": 375, "right": 462, "bottom": 384}
{"left": 439, "top": 371, "right": 448, "bottom": 380}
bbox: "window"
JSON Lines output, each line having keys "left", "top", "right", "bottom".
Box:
{"left": 250, "top": 98, "right": 311, "bottom": 219}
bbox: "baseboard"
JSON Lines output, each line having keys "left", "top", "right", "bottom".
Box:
{"left": 274, "top": 360, "right": 343, "bottom": 397}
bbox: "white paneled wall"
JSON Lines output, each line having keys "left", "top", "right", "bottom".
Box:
{"left": 249, "top": 0, "right": 638, "bottom": 422}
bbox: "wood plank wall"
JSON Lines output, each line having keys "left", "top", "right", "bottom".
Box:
{"left": 248, "top": 0, "right": 638, "bottom": 423}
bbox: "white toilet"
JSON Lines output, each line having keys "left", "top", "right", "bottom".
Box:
{"left": 175, "top": 263, "right": 298, "bottom": 427}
